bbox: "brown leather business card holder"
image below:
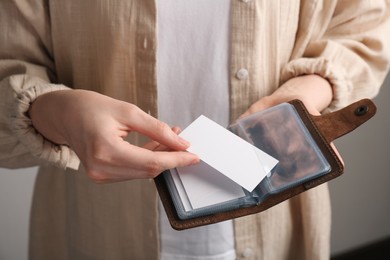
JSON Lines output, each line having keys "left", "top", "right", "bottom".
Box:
{"left": 155, "top": 99, "right": 376, "bottom": 230}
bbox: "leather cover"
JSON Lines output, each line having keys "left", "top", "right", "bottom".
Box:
{"left": 155, "top": 99, "right": 377, "bottom": 230}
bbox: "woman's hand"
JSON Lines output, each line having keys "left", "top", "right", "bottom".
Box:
{"left": 240, "top": 74, "right": 333, "bottom": 117}
{"left": 29, "top": 89, "right": 199, "bottom": 183}
{"left": 241, "top": 74, "right": 343, "bottom": 164}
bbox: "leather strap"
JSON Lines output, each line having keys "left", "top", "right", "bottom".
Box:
{"left": 312, "top": 99, "right": 376, "bottom": 143}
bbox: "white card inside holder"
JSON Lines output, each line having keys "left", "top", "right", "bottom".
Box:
{"left": 161, "top": 103, "right": 331, "bottom": 220}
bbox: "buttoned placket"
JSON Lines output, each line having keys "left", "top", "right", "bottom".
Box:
{"left": 229, "top": 0, "right": 257, "bottom": 122}
{"left": 230, "top": 0, "right": 259, "bottom": 258}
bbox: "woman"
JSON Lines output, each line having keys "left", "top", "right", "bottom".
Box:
{"left": 1, "top": 1, "right": 389, "bottom": 259}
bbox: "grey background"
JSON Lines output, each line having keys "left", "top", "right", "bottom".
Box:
{"left": 0, "top": 73, "right": 389, "bottom": 259}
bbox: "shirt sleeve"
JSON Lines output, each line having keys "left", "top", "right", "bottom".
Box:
{"left": 281, "top": 0, "right": 390, "bottom": 113}
{"left": 0, "top": 1, "right": 80, "bottom": 170}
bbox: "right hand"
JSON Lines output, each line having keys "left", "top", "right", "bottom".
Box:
{"left": 29, "top": 89, "right": 199, "bottom": 183}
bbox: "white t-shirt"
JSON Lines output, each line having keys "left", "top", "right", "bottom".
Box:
{"left": 157, "top": 0, "right": 235, "bottom": 259}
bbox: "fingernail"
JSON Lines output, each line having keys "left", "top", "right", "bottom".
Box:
{"left": 190, "top": 157, "right": 200, "bottom": 165}
{"left": 171, "top": 126, "right": 182, "bottom": 134}
{"left": 178, "top": 136, "right": 190, "bottom": 147}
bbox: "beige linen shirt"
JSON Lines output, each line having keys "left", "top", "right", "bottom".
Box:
{"left": 1, "top": 1, "right": 390, "bottom": 259}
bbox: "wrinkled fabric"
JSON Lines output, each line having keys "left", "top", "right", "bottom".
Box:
{"left": 1, "top": 1, "right": 390, "bottom": 259}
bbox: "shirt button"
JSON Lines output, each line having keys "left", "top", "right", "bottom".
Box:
{"left": 236, "top": 68, "right": 249, "bottom": 80}
{"left": 143, "top": 38, "right": 148, "bottom": 49}
{"left": 242, "top": 248, "right": 253, "bottom": 258}
{"left": 241, "top": 0, "right": 252, "bottom": 3}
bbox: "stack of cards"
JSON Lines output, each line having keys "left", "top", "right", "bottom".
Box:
{"left": 171, "top": 115, "right": 278, "bottom": 211}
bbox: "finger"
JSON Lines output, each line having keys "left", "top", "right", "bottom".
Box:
{"left": 123, "top": 105, "right": 190, "bottom": 151}
{"left": 142, "top": 126, "right": 183, "bottom": 151}
{"left": 142, "top": 141, "right": 171, "bottom": 152}
{"left": 86, "top": 162, "right": 168, "bottom": 183}
{"left": 330, "top": 142, "right": 344, "bottom": 166}
{"left": 101, "top": 140, "right": 199, "bottom": 176}
{"left": 152, "top": 126, "right": 183, "bottom": 151}
{"left": 143, "top": 140, "right": 161, "bottom": 151}
{"left": 85, "top": 142, "right": 199, "bottom": 183}
{"left": 86, "top": 152, "right": 198, "bottom": 183}
{"left": 239, "top": 100, "right": 270, "bottom": 119}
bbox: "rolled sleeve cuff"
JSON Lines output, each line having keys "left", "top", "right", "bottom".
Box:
{"left": 10, "top": 81, "right": 80, "bottom": 170}
{"left": 281, "top": 57, "right": 352, "bottom": 113}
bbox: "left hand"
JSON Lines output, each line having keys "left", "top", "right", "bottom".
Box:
{"left": 240, "top": 74, "right": 332, "bottom": 117}
{"left": 240, "top": 74, "right": 343, "bottom": 164}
